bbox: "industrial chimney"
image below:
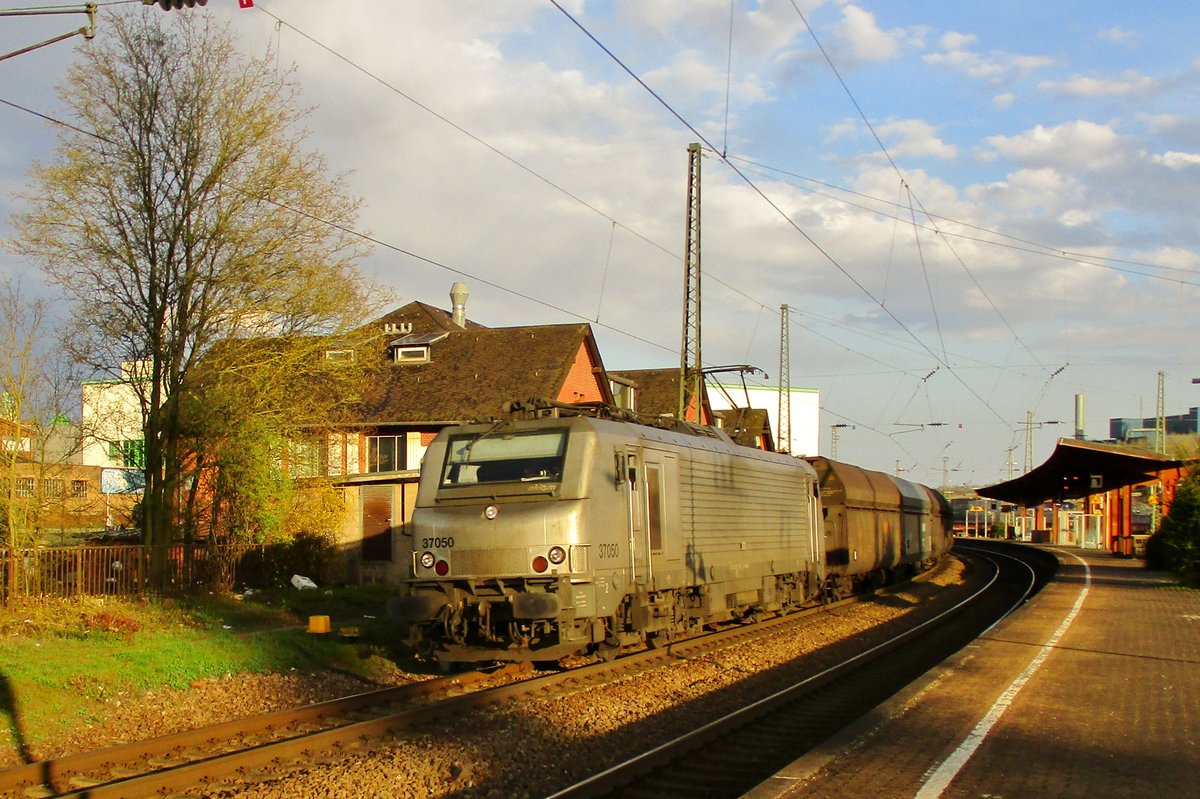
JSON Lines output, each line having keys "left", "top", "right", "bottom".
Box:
{"left": 450, "top": 282, "right": 469, "bottom": 328}
{"left": 1074, "top": 394, "right": 1086, "bottom": 440}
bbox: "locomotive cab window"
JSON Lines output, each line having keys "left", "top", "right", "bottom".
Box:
{"left": 440, "top": 428, "right": 568, "bottom": 487}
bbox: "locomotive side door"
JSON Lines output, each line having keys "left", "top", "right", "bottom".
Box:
{"left": 623, "top": 446, "right": 678, "bottom": 591}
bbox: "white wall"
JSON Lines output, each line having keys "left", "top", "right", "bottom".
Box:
{"left": 709, "top": 384, "right": 820, "bottom": 456}
{"left": 79, "top": 380, "right": 144, "bottom": 468}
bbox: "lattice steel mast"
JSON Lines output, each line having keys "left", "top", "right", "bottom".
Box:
{"left": 678, "top": 143, "right": 703, "bottom": 422}
{"left": 778, "top": 304, "right": 791, "bottom": 452}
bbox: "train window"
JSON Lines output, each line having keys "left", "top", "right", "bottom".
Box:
{"left": 440, "top": 428, "right": 568, "bottom": 487}
{"left": 645, "top": 463, "right": 663, "bottom": 552}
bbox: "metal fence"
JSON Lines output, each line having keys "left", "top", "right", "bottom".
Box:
{"left": 0, "top": 544, "right": 256, "bottom": 602}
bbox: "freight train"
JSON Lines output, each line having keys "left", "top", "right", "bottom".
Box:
{"left": 390, "top": 404, "right": 953, "bottom": 663}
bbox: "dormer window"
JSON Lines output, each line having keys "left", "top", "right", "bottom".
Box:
{"left": 393, "top": 345, "right": 431, "bottom": 364}
{"left": 387, "top": 332, "right": 448, "bottom": 365}
{"left": 610, "top": 376, "right": 638, "bottom": 412}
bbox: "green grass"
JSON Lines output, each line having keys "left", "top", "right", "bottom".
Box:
{"left": 0, "top": 590, "right": 408, "bottom": 750}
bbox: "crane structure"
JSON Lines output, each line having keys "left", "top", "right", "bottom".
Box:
{"left": 678, "top": 142, "right": 703, "bottom": 422}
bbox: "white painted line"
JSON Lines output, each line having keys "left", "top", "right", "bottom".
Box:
{"left": 913, "top": 551, "right": 1091, "bottom": 799}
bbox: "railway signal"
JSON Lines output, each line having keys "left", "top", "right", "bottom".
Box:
{"left": 142, "top": 0, "right": 208, "bottom": 9}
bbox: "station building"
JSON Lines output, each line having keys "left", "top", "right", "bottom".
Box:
{"left": 977, "top": 438, "right": 1189, "bottom": 556}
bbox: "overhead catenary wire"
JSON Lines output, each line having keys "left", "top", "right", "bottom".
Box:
{"left": 4, "top": 3, "right": 1172, "bottom": 473}
{"left": 729, "top": 156, "right": 1200, "bottom": 285}
{"left": 549, "top": 0, "right": 1015, "bottom": 429}
{"left": 5, "top": 3, "right": 1061, "bottom": 442}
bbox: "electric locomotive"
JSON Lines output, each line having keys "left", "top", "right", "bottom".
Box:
{"left": 391, "top": 406, "right": 826, "bottom": 662}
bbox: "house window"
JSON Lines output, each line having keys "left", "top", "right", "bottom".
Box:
{"left": 610, "top": 379, "right": 637, "bottom": 412}
{"left": 71, "top": 480, "right": 89, "bottom": 499}
{"left": 108, "top": 440, "right": 145, "bottom": 469}
{"left": 288, "top": 437, "right": 328, "bottom": 478}
{"left": 15, "top": 477, "right": 34, "bottom": 498}
{"left": 392, "top": 346, "right": 430, "bottom": 364}
{"left": 367, "top": 435, "right": 405, "bottom": 473}
{"left": 325, "top": 349, "right": 355, "bottom": 362}
{"left": 44, "top": 478, "right": 64, "bottom": 498}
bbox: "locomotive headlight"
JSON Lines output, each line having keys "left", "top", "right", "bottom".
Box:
{"left": 419, "top": 551, "right": 436, "bottom": 569}
{"left": 484, "top": 504, "right": 499, "bottom": 520}
{"left": 547, "top": 546, "right": 567, "bottom": 565}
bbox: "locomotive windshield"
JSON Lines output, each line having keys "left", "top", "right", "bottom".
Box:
{"left": 440, "top": 427, "right": 568, "bottom": 487}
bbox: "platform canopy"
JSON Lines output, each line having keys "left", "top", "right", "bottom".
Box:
{"left": 977, "top": 438, "right": 1184, "bottom": 505}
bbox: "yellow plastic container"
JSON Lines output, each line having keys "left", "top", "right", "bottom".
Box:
{"left": 307, "top": 615, "right": 331, "bottom": 634}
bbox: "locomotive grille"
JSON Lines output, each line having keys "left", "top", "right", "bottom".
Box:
{"left": 451, "top": 547, "right": 533, "bottom": 577}
{"left": 569, "top": 545, "right": 589, "bottom": 573}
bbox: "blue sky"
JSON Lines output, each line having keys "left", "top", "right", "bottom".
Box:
{"left": 2, "top": 1, "right": 1199, "bottom": 488}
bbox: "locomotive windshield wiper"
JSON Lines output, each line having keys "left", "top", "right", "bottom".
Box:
{"left": 462, "top": 419, "right": 505, "bottom": 462}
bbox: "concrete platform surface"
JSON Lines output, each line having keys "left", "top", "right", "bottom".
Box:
{"left": 743, "top": 545, "right": 1200, "bottom": 799}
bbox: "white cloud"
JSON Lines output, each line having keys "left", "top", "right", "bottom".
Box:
{"left": 1097, "top": 26, "right": 1138, "bottom": 45}
{"left": 1132, "top": 246, "right": 1200, "bottom": 271}
{"left": 984, "top": 121, "right": 1133, "bottom": 173}
{"left": 939, "top": 31, "right": 977, "bottom": 51}
{"left": 833, "top": 4, "right": 902, "bottom": 62}
{"left": 970, "top": 167, "right": 1087, "bottom": 216}
{"left": 992, "top": 92, "right": 1015, "bottom": 109}
{"left": 1039, "top": 70, "right": 1159, "bottom": 99}
{"left": 876, "top": 119, "right": 958, "bottom": 160}
{"left": 922, "top": 32, "right": 1054, "bottom": 84}
{"left": 1153, "top": 151, "right": 1200, "bottom": 169}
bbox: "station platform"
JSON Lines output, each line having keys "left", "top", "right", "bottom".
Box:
{"left": 743, "top": 545, "right": 1200, "bottom": 799}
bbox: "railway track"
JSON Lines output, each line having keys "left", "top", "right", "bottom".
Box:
{"left": 0, "top": 554, "right": 1000, "bottom": 799}
{"left": 547, "top": 542, "right": 1057, "bottom": 799}
{"left": 0, "top": 593, "right": 868, "bottom": 799}
{"left": 0, "top": 666, "right": 526, "bottom": 798}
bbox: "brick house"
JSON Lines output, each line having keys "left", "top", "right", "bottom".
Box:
{"left": 1, "top": 414, "right": 136, "bottom": 542}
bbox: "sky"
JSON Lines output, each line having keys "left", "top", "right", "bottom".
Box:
{"left": 2, "top": 0, "right": 1199, "bottom": 490}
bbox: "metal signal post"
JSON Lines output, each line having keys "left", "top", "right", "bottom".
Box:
{"left": 0, "top": 3, "right": 95, "bottom": 62}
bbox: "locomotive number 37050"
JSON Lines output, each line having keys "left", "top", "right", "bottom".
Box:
{"left": 422, "top": 537, "right": 455, "bottom": 549}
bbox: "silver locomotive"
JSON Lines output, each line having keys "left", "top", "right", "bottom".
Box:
{"left": 391, "top": 406, "right": 951, "bottom": 662}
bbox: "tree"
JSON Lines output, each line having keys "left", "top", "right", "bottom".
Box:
{"left": 11, "top": 10, "right": 376, "bottom": 587}
{"left": 1152, "top": 467, "right": 1200, "bottom": 586}
{"left": 175, "top": 332, "right": 380, "bottom": 586}
{"left": 0, "top": 278, "right": 83, "bottom": 546}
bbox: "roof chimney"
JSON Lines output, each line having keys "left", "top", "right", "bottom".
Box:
{"left": 450, "top": 282, "right": 469, "bottom": 328}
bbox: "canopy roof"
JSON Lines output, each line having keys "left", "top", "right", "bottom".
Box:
{"left": 977, "top": 438, "right": 1184, "bottom": 504}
